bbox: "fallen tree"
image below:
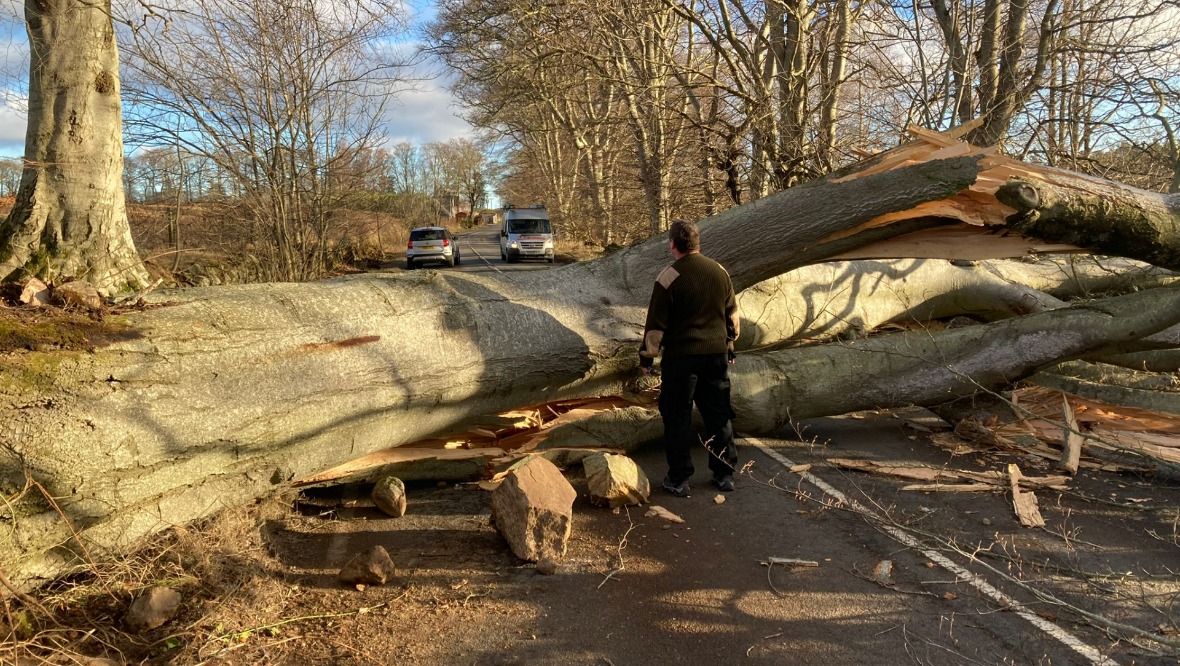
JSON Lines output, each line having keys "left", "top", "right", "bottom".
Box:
{"left": 4, "top": 130, "right": 1180, "bottom": 587}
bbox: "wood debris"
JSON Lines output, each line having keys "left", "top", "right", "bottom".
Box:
{"left": 828, "top": 458, "right": 1068, "bottom": 492}
{"left": 900, "top": 482, "right": 999, "bottom": 492}
{"left": 296, "top": 447, "right": 505, "bottom": 486}
{"left": 295, "top": 397, "right": 639, "bottom": 486}
{"left": 826, "top": 122, "right": 1094, "bottom": 264}
{"left": 1008, "top": 464, "right": 1046, "bottom": 528}
{"left": 871, "top": 560, "right": 895, "bottom": 586}
{"left": 645, "top": 505, "right": 685, "bottom": 524}
{"left": 991, "top": 386, "right": 1180, "bottom": 467}
{"left": 1060, "top": 393, "right": 1083, "bottom": 474}
{"left": 762, "top": 557, "right": 819, "bottom": 568}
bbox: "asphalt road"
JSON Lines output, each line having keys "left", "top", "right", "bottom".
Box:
{"left": 282, "top": 410, "right": 1180, "bottom": 665}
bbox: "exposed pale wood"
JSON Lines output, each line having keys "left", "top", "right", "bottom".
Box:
{"left": 995, "top": 385, "right": 1180, "bottom": 466}
{"left": 902, "top": 483, "right": 999, "bottom": 492}
{"left": 830, "top": 226, "right": 1083, "bottom": 263}
{"left": 296, "top": 447, "right": 506, "bottom": 486}
{"left": 1060, "top": 394, "right": 1082, "bottom": 475}
{"left": 1009, "top": 464, "right": 1046, "bottom": 528}
{"left": 1091, "top": 429, "right": 1180, "bottom": 464}
{"left": 906, "top": 124, "right": 961, "bottom": 147}
{"left": 937, "top": 118, "right": 986, "bottom": 141}
{"left": 828, "top": 458, "right": 1067, "bottom": 490}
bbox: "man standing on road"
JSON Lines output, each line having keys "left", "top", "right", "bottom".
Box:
{"left": 639, "top": 219, "right": 740, "bottom": 496}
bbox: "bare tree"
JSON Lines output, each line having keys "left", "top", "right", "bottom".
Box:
{"left": 431, "top": 0, "right": 706, "bottom": 238}
{"left": 0, "top": 158, "right": 23, "bottom": 198}
{"left": 119, "top": 0, "right": 415, "bottom": 281}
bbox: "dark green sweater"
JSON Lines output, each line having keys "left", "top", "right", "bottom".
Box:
{"left": 641, "top": 253, "right": 739, "bottom": 359}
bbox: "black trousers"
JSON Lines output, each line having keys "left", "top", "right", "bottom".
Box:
{"left": 659, "top": 353, "right": 738, "bottom": 484}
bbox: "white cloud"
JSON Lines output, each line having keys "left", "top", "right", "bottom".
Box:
{"left": 0, "top": 90, "right": 25, "bottom": 155}
{"left": 0, "top": 0, "right": 476, "bottom": 157}
{"left": 382, "top": 83, "right": 475, "bottom": 145}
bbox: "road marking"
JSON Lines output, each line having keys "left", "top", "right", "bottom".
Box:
{"left": 458, "top": 231, "right": 505, "bottom": 274}
{"left": 743, "top": 436, "right": 1118, "bottom": 666}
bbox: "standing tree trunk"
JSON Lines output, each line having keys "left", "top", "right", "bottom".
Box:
{"left": 0, "top": 0, "right": 149, "bottom": 294}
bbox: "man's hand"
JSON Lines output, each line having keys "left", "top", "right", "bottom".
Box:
{"left": 727, "top": 350, "right": 736, "bottom": 365}
{"left": 640, "top": 353, "right": 655, "bottom": 375}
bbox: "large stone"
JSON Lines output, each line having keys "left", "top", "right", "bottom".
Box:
{"left": 338, "top": 545, "right": 397, "bottom": 587}
{"left": 18, "top": 278, "right": 50, "bottom": 306}
{"left": 583, "top": 453, "right": 650, "bottom": 508}
{"left": 124, "top": 587, "right": 182, "bottom": 632}
{"left": 372, "top": 476, "right": 407, "bottom": 517}
{"left": 51, "top": 280, "right": 104, "bottom": 311}
{"left": 490, "top": 456, "right": 576, "bottom": 562}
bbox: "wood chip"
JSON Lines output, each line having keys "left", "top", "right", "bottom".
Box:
{"left": 763, "top": 557, "right": 819, "bottom": 567}
{"left": 789, "top": 464, "right": 812, "bottom": 473}
{"left": 1008, "top": 464, "right": 1046, "bottom": 528}
{"left": 829, "top": 458, "right": 1067, "bottom": 491}
{"left": 1060, "top": 393, "right": 1083, "bottom": 475}
{"left": 901, "top": 483, "right": 999, "bottom": 492}
{"left": 645, "top": 505, "right": 684, "bottom": 524}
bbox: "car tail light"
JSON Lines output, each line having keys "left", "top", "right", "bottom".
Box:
{"left": 407, "top": 239, "right": 413, "bottom": 249}
{"left": 442, "top": 238, "right": 450, "bottom": 247}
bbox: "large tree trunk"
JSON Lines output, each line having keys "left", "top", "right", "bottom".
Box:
{"left": 519, "top": 283, "right": 1180, "bottom": 451}
{"left": 997, "top": 178, "right": 1180, "bottom": 270}
{"left": 736, "top": 256, "right": 1178, "bottom": 349}
{"left": 4, "top": 139, "right": 1179, "bottom": 587}
{"left": 0, "top": 0, "right": 149, "bottom": 294}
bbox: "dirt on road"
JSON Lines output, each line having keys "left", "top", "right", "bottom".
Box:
{"left": 6, "top": 411, "right": 1180, "bottom": 665}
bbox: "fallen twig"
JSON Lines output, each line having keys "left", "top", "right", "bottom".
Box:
{"left": 598, "top": 507, "right": 637, "bottom": 590}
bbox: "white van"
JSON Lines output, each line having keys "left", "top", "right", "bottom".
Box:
{"left": 500, "top": 205, "right": 554, "bottom": 263}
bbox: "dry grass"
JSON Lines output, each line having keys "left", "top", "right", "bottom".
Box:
{"left": 0, "top": 494, "right": 309, "bottom": 665}
{"left": 128, "top": 203, "right": 417, "bottom": 285}
{"left": 554, "top": 238, "right": 606, "bottom": 263}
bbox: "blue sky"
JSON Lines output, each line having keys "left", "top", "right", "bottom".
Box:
{"left": 0, "top": 0, "right": 475, "bottom": 158}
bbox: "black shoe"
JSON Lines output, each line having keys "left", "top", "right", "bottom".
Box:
{"left": 713, "top": 475, "right": 735, "bottom": 492}
{"left": 662, "top": 476, "right": 691, "bottom": 497}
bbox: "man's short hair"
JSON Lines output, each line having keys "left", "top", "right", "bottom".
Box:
{"left": 668, "top": 220, "right": 700, "bottom": 253}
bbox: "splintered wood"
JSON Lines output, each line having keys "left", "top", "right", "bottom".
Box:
{"left": 1008, "top": 464, "right": 1046, "bottom": 527}
{"left": 827, "top": 121, "right": 1089, "bottom": 263}
{"left": 828, "top": 457, "right": 1054, "bottom": 526}
{"left": 993, "top": 386, "right": 1180, "bottom": 467}
{"left": 296, "top": 396, "right": 639, "bottom": 486}
{"left": 827, "top": 458, "right": 1068, "bottom": 492}
{"left": 1060, "top": 395, "right": 1083, "bottom": 474}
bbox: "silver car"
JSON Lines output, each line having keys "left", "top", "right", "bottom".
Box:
{"left": 406, "top": 227, "right": 461, "bottom": 269}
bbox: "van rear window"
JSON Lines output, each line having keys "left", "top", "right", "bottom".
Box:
{"left": 411, "top": 229, "right": 445, "bottom": 241}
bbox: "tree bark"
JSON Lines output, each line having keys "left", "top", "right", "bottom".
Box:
{"left": 523, "top": 285, "right": 1180, "bottom": 452}
{"left": 997, "top": 178, "right": 1180, "bottom": 271}
{"left": 736, "top": 256, "right": 1178, "bottom": 349}
{"left": 0, "top": 0, "right": 149, "bottom": 294}
{"left": 3, "top": 151, "right": 1179, "bottom": 587}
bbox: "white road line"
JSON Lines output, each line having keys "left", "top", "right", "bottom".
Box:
{"left": 458, "top": 232, "right": 505, "bottom": 274}
{"left": 743, "top": 436, "right": 1118, "bottom": 666}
